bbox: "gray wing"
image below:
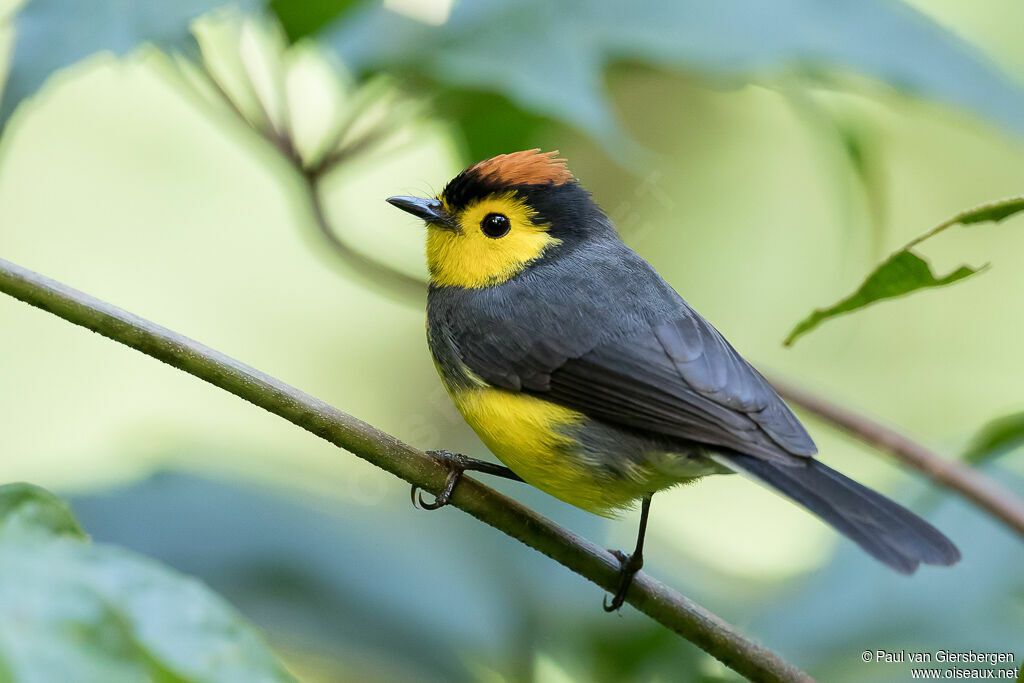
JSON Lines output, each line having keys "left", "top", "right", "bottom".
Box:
{"left": 450, "top": 299, "right": 816, "bottom": 464}
{"left": 436, "top": 240, "right": 816, "bottom": 464}
{"left": 546, "top": 312, "right": 817, "bottom": 462}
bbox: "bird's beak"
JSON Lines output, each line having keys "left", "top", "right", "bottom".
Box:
{"left": 386, "top": 196, "right": 451, "bottom": 227}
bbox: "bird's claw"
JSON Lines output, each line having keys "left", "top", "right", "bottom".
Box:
{"left": 603, "top": 549, "right": 643, "bottom": 612}
{"left": 411, "top": 450, "right": 467, "bottom": 511}
{"left": 609, "top": 549, "right": 629, "bottom": 563}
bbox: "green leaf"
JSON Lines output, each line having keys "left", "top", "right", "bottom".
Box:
{"left": 786, "top": 194, "right": 1024, "bottom": 345}
{"left": 963, "top": 412, "right": 1024, "bottom": 465}
{"left": 315, "top": 0, "right": 1024, "bottom": 150}
{"left": 783, "top": 251, "right": 983, "bottom": 346}
{"left": 0, "top": 484, "right": 294, "bottom": 683}
{"left": 952, "top": 195, "right": 1024, "bottom": 226}
{"left": 0, "top": 482, "right": 86, "bottom": 539}
{"left": 268, "top": 0, "right": 360, "bottom": 43}
{"left": 0, "top": 0, "right": 262, "bottom": 127}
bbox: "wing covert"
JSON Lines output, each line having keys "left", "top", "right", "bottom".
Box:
{"left": 447, "top": 304, "right": 816, "bottom": 463}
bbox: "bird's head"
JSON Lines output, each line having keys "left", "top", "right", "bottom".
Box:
{"left": 387, "top": 149, "right": 606, "bottom": 289}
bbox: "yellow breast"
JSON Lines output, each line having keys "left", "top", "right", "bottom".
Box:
{"left": 450, "top": 386, "right": 636, "bottom": 515}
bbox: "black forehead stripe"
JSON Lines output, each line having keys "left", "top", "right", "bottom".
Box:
{"left": 443, "top": 178, "right": 598, "bottom": 240}
{"left": 441, "top": 172, "right": 606, "bottom": 241}
{"left": 442, "top": 171, "right": 584, "bottom": 213}
{"left": 441, "top": 169, "right": 503, "bottom": 209}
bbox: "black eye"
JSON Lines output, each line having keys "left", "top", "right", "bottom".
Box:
{"left": 480, "top": 212, "right": 511, "bottom": 238}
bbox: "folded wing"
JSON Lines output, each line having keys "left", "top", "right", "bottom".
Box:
{"left": 451, "top": 298, "right": 815, "bottom": 464}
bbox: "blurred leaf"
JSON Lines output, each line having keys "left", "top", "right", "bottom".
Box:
{"left": 838, "top": 119, "right": 888, "bottom": 257}
{"left": 0, "top": 482, "right": 293, "bottom": 683}
{"left": 0, "top": 482, "right": 85, "bottom": 539}
{"left": 963, "top": 412, "right": 1024, "bottom": 465}
{"left": 268, "top": 0, "right": 360, "bottom": 43}
{"left": 67, "top": 470, "right": 619, "bottom": 681}
{"left": 436, "top": 88, "right": 556, "bottom": 162}
{"left": 785, "top": 195, "right": 1024, "bottom": 345}
{"left": 0, "top": 0, "right": 263, "bottom": 127}
{"left": 583, "top": 623, "right": 680, "bottom": 682}
{"left": 319, "top": 0, "right": 1024, "bottom": 151}
{"left": 755, "top": 476, "right": 1024, "bottom": 682}
{"left": 784, "top": 252, "right": 982, "bottom": 346}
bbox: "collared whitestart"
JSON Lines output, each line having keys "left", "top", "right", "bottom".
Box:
{"left": 387, "top": 149, "right": 959, "bottom": 611}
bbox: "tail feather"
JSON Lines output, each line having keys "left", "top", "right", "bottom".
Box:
{"left": 711, "top": 452, "right": 960, "bottom": 573}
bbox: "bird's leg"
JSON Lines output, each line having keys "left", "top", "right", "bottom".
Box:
{"left": 412, "top": 449, "right": 524, "bottom": 510}
{"left": 604, "top": 494, "right": 653, "bottom": 612}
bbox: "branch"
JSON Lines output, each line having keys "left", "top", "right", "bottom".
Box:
{"left": 0, "top": 257, "right": 812, "bottom": 683}
{"left": 771, "top": 375, "right": 1024, "bottom": 540}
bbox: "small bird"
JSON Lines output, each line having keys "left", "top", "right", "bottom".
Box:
{"left": 387, "top": 149, "right": 960, "bottom": 611}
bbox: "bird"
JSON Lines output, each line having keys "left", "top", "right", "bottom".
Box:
{"left": 386, "top": 149, "right": 960, "bottom": 611}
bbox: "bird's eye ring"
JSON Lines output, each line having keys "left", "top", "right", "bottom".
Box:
{"left": 480, "top": 213, "right": 511, "bottom": 238}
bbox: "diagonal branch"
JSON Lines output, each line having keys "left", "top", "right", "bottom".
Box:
{"left": 770, "top": 375, "right": 1024, "bottom": 540}
{"left": 0, "top": 257, "right": 812, "bottom": 683}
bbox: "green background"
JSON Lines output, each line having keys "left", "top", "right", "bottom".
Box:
{"left": 0, "top": 0, "right": 1021, "bottom": 680}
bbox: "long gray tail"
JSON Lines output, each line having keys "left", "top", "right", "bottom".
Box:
{"left": 712, "top": 452, "right": 960, "bottom": 573}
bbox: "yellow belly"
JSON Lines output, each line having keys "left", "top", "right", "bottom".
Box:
{"left": 451, "top": 387, "right": 639, "bottom": 515}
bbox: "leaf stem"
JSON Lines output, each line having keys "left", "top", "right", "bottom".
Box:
{"left": 187, "top": 56, "right": 428, "bottom": 303}
{"left": 299, "top": 168, "right": 428, "bottom": 302}
{"left": 902, "top": 216, "right": 956, "bottom": 250}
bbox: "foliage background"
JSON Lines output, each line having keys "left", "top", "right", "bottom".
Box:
{"left": 0, "top": 0, "right": 1022, "bottom": 680}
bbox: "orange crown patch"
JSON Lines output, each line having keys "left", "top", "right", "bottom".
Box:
{"left": 470, "top": 149, "right": 573, "bottom": 186}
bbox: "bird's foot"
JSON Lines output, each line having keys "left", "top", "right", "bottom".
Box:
{"left": 411, "top": 450, "right": 525, "bottom": 511}
{"left": 412, "top": 450, "right": 469, "bottom": 510}
{"left": 603, "top": 548, "right": 644, "bottom": 612}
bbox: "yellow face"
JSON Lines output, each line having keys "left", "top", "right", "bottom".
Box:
{"left": 427, "top": 191, "right": 561, "bottom": 289}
